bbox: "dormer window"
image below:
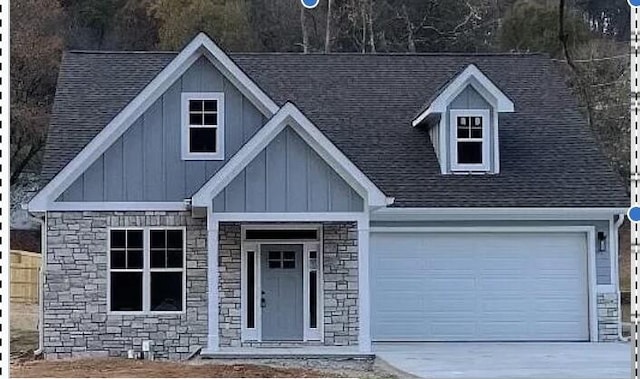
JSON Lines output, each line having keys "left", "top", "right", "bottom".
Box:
{"left": 412, "top": 64, "right": 514, "bottom": 175}
{"left": 451, "top": 109, "right": 489, "bottom": 172}
{"left": 182, "top": 92, "right": 225, "bottom": 160}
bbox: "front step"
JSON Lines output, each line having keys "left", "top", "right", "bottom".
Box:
{"left": 200, "top": 345, "right": 375, "bottom": 360}
{"left": 241, "top": 341, "right": 324, "bottom": 348}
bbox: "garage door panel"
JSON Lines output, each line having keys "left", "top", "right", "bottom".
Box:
{"left": 371, "top": 232, "right": 589, "bottom": 342}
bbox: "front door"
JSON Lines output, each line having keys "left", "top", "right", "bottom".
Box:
{"left": 261, "top": 244, "right": 303, "bottom": 341}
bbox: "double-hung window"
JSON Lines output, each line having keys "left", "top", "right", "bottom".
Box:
{"left": 181, "top": 92, "right": 225, "bottom": 160}
{"left": 450, "top": 109, "right": 490, "bottom": 172}
{"left": 109, "top": 228, "right": 185, "bottom": 313}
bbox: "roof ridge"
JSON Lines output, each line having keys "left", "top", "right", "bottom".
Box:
{"left": 67, "top": 50, "right": 177, "bottom": 54}
{"left": 65, "top": 50, "right": 547, "bottom": 57}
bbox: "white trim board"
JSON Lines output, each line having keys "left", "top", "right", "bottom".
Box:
{"left": 371, "top": 207, "right": 628, "bottom": 221}
{"left": 413, "top": 64, "right": 515, "bottom": 127}
{"left": 370, "top": 225, "right": 600, "bottom": 342}
{"left": 210, "top": 212, "right": 368, "bottom": 224}
{"left": 28, "top": 32, "right": 279, "bottom": 212}
{"left": 43, "top": 202, "right": 189, "bottom": 211}
{"left": 191, "top": 102, "right": 391, "bottom": 209}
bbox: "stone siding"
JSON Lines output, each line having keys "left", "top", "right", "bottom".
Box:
{"left": 322, "top": 222, "right": 359, "bottom": 345}
{"left": 597, "top": 292, "right": 619, "bottom": 341}
{"left": 218, "top": 223, "right": 242, "bottom": 347}
{"left": 44, "top": 211, "right": 208, "bottom": 360}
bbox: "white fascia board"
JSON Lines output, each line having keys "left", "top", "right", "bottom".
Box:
{"left": 28, "top": 32, "right": 279, "bottom": 212}
{"left": 371, "top": 207, "right": 629, "bottom": 221}
{"left": 283, "top": 104, "right": 390, "bottom": 208}
{"left": 192, "top": 102, "right": 391, "bottom": 208}
{"left": 192, "top": 106, "right": 290, "bottom": 206}
{"left": 198, "top": 36, "right": 279, "bottom": 116}
{"left": 211, "top": 212, "right": 368, "bottom": 224}
{"left": 412, "top": 64, "right": 515, "bottom": 127}
{"left": 45, "top": 202, "right": 188, "bottom": 211}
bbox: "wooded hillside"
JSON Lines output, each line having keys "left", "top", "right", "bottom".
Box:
{"left": 10, "top": 0, "right": 631, "bottom": 191}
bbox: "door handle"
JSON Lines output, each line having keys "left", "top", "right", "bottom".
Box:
{"left": 261, "top": 291, "right": 266, "bottom": 308}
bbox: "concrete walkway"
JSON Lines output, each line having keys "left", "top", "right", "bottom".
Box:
{"left": 374, "top": 342, "right": 631, "bottom": 379}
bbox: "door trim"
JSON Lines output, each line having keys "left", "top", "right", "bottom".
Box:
{"left": 370, "top": 226, "right": 598, "bottom": 342}
{"left": 240, "top": 224, "right": 324, "bottom": 342}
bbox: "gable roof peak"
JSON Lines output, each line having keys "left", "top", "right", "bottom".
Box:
{"left": 412, "top": 63, "right": 515, "bottom": 127}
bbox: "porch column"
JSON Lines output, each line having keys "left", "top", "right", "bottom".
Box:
{"left": 357, "top": 219, "right": 372, "bottom": 352}
{"left": 207, "top": 217, "right": 220, "bottom": 351}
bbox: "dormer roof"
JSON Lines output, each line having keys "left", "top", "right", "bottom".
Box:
{"left": 412, "top": 64, "right": 515, "bottom": 127}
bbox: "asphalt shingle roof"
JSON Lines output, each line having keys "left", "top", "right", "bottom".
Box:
{"left": 41, "top": 51, "right": 628, "bottom": 208}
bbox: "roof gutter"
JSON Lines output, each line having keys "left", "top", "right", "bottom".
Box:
{"left": 371, "top": 207, "right": 629, "bottom": 221}
{"left": 613, "top": 214, "right": 627, "bottom": 341}
{"left": 28, "top": 211, "right": 46, "bottom": 357}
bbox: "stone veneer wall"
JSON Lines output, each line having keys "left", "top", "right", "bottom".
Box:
{"left": 217, "top": 222, "right": 359, "bottom": 347}
{"left": 44, "top": 211, "right": 208, "bottom": 360}
{"left": 322, "top": 222, "right": 359, "bottom": 346}
{"left": 218, "top": 223, "right": 242, "bottom": 347}
{"left": 597, "top": 292, "right": 619, "bottom": 341}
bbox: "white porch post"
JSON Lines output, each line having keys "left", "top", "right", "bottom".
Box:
{"left": 207, "top": 213, "right": 220, "bottom": 351}
{"left": 357, "top": 217, "right": 372, "bottom": 352}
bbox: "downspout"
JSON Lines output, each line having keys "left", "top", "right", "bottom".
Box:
{"left": 613, "top": 214, "right": 627, "bottom": 341}
{"left": 29, "top": 211, "right": 46, "bottom": 356}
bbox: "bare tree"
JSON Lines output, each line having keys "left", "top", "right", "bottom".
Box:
{"left": 325, "top": 0, "right": 333, "bottom": 53}
{"left": 558, "top": 0, "right": 594, "bottom": 129}
{"left": 367, "top": 0, "right": 376, "bottom": 53}
{"left": 301, "top": 6, "right": 310, "bottom": 53}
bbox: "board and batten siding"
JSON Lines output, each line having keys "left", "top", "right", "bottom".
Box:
{"left": 371, "top": 219, "right": 613, "bottom": 285}
{"left": 213, "top": 126, "right": 364, "bottom": 213}
{"left": 57, "top": 57, "right": 266, "bottom": 202}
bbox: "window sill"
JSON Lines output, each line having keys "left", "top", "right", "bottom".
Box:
{"left": 182, "top": 152, "right": 225, "bottom": 161}
{"left": 107, "top": 311, "right": 186, "bottom": 316}
{"left": 450, "top": 168, "right": 492, "bottom": 175}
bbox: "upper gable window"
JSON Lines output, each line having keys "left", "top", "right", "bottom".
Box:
{"left": 450, "top": 109, "right": 490, "bottom": 172}
{"left": 182, "top": 92, "right": 225, "bottom": 160}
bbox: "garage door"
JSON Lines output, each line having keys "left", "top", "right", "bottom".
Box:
{"left": 371, "top": 232, "right": 589, "bottom": 341}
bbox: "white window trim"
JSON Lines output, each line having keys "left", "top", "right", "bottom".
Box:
{"left": 450, "top": 109, "right": 491, "bottom": 172}
{"left": 181, "top": 92, "right": 225, "bottom": 160}
{"left": 107, "top": 227, "right": 187, "bottom": 315}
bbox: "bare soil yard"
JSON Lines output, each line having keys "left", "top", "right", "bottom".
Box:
{"left": 11, "top": 359, "right": 342, "bottom": 378}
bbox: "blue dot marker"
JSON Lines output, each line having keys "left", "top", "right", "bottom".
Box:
{"left": 629, "top": 0, "right": 640, "bottom": 7}
{"left": 301, "top": 0, "right": 320, "bottom": 9}
{"left": 628, "top": 207, "right": 640, "bottom": 222}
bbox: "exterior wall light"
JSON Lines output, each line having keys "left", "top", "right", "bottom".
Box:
{"left": 597, "top": 231, "right": 607, "bottom": 252}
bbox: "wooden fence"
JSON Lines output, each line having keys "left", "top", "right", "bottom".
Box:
{"left": 11, "top": 250, "right": 40, "bottom": 304}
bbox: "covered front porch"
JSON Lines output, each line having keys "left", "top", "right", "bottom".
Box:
{"left": 204, "top": 215, "right": 372, "bottom": 354}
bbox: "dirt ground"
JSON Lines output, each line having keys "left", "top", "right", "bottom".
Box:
{"left": 11, "top": 359, "right": 346, "bottom": 378}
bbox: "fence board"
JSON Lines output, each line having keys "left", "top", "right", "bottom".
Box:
{"left": 11, "top": 250, "right": 40, "bottom": 304}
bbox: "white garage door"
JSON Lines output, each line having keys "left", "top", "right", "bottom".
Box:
{"left": 371, "top": 232, "right": 589, "bottom": 341}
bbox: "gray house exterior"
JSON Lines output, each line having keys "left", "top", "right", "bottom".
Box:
{"left": 29, "top": 34, "right": 628, "bottom": 359}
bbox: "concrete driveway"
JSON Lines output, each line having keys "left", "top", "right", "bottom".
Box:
{"left": 374, "top": 343, "right": 631, "bottom": 379}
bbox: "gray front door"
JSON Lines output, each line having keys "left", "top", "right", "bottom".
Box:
{"left": 261, "top": 244, "right": 303, "bottom": 341}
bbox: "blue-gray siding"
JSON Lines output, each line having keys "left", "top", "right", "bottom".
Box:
{"left": 371, "top": 220, "right": 612, "bottom": 285}
{"left": 213, "top": 127, "right": 364, "bottom": 213}
{"left": 58, "top": 57, "right": 266, "bottom": 202}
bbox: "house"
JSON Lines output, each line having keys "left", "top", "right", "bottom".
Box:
{"left": 28, "top": 33, "right": 628, "bottom": 359}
